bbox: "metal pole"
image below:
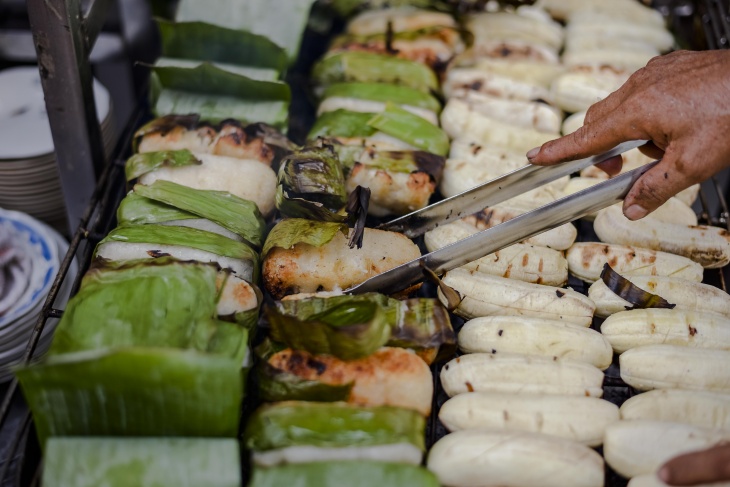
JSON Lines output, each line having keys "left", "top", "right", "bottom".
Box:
{"left": 25, "top": 0, "right": 108, "bottom": 235}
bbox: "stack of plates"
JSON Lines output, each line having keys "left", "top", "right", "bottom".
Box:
{"left": 0, "top": 208, "right": 77, "bottom": 382}
{"left": 0, "top": 66, "right": 115, "bottom": 234}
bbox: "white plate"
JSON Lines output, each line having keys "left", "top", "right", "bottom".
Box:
{"left": 0, "top": 67, "right": 111, "bottom": 160}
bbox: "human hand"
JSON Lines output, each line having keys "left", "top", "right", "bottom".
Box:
{"left": 526, "top": 50, "right": 730, "bottom": 220}
{"left": 658, "top": 443, "right": 730, "bottom": 485}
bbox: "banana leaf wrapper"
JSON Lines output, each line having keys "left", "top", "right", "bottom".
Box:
{"left": 311, "top": 51, "right": 439, "bottom": 94}
{"left": 43, "top": 437, "right": 242, "bottom": 487}
{"left": 97, "top": 224, "right": 260, "bottom": 282}
{"left": 261, "top": 218, "right": 348, "bottom": 258}
{"left": 155, "top": 57, "right": 279, "bottom": 81}
{"left": 367, "top": 103, "right": 449, "bottom": 156}
{"left": 50, "top": 260, "right": 249, "bottom": 363}
{"left": 307, "top": 109, "right": 378, "bottom": 140}
{"left": 150, "top": 64, "right": 290, "bottom": 128}
{"left": 16, "top": 348, "right": 244, "bottom": 446}
{"left": 133, "top": 180, "right": 266, "bottom": 248}
{"left": 255, "top": 339, "right": 353, "bottom": 402}
{"left": 387, "top": 298, "right": 456, "bottom": 364}
{"left": 117, "top": 192, "right": 197, "bottom": 225}
{"left": 249, "top": 461, "right": 440, "bottom": 487}
{"left": 175, "top": 0, "right": 318, "bottom": 62}
{"left": 157, "top": 19, "right": 287, "bottom": 72}
{"left": 266, "top": 299, "right": 390, "bottom": 360}
{"left": 125, "top": 149, "right": 202, "bottom": 182}
{"left": 276, "top": 146, "right": 348, "bottom": 221}
{"left": 273, "top": 294, "right": 455, "bottom": 364}
{"left": 321, "top": 82, "right": 441, "bottom": 113}
{"left": 244, "top": 401, "right": 425, "bottom": 451}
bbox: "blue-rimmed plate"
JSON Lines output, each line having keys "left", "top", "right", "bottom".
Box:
{"left": 0, "top": 208, "right": 59, "bottom": 329}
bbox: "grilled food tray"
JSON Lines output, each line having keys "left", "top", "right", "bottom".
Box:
{"left": 1, "top": 1, "right": 729, "bottom": 485}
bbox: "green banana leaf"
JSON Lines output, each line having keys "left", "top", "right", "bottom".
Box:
{"left": 266, "top": 299, "right": 389, "bottom": 360}
{"left": 98, "top": 224, "right": 259, "bottom": 277}
{"left": 276, "top": 146, "right": 348, "bottom": 221}
{"left": 175, "top": 0, "right": 317, "bottom": 61}
{"left": 125, "top": 150, "right": 201, "bottom": 182}
{"left": 157, "top": 19, "right": 287, "bottom": 72}
{"left": 359, "top": 150, "right": 446, "bottom": 178}
{"left": 367, "top": 103, "right": 450, "bottom": 156}
{"left": 117, "top": 192, "right": 197, "bottom": 225}
{"left": 255, "top": 340, "right": 353, "bottom": 402}
{"left": 133, "top": 180, "right": 266, "bottom": 248}
{"left": 43, "top": 437, "right": 242, "bottom": 487}
{"left": 50, "top": 260, "right": 248, "bottom": 362}
{"left": 274, "top": 294, "right": 455, "bottom": 363}
{"left": 311, "top": 52, "right": 439, "bottom": 94}
{"left": 16, "top": 348, "right": 243, "bottom": 446}
{"left": 262, "top": 218, "right": 348, "bottom": 257}
{"left": 155, "top": 57, "right": 279, "bottom": 81}
{"left": 307, "top": 109, "right": 378, "bottom": 140}
{"left": 150, "top": 64, "right": 290, "bottom": 128}
{"left": 249, "top": 461, "right": 440, "bottom": 487}
{"left": 244, "top": 401, "right": 425, "bottom": 451}
{"left": 321, "top": 82, "right": 441, "bottom": 113}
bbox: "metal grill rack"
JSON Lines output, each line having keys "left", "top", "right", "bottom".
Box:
{"left": 1, "top": 1, "right": 729, "bottom": 486}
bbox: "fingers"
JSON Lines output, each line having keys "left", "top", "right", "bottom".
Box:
{"left": 638, "top": 141, "right": 665, "bottom": 160}
{"left": 622, "top": 144, "right": 696, "bottom": 220}
{"left": 594, "top": 155, "right": 623, "bottom": 177}
{"left": 528, "top": 106, "right": 644, "bottom": 166}
{"left": 658, "top": 443, "right": 730, "bottom": 486}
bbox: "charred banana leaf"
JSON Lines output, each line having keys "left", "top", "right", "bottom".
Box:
{"left": 266, "top": 298, "right": 390, "bottom": 360}
{"left": 276, "top": 146, "right": 348, "bottom": 221}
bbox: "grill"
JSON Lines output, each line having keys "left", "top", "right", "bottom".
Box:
{"left": 1, "top": 1, "right": 729, "bottom": 485}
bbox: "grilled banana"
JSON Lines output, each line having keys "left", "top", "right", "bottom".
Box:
{"left": 566, "top": 242, "right": 704, "bottom": 283}
{"left": 588, "top": 275, "right": 730, "bottom": 318}
{"left": 425, "top": 223, "right": 568, "bottom": 286}
{"left": 427, "top": 429, "right": 605, "bottom": 487}
{"left": 439, "top": 392, "right": 619, "bottom": 446}
{"left": 601, "top": 309, "right": 730, "bottom": 353}
{"left": 620, "top": 345, "right": 730, "bottom": 393}
{"left": 620, "top": 389, "right": 730, "bottom": 430}
{"left": 441, "top": 99, "right": 557, "bottom": 153}
{"left": 593, "top": 205, "right": 730, "bottom": 268}
{"left": 604, "top": 420, "right": 730, "bottom": 478}
{"left": 458, "top": 316, "right": 612, "bottom": 369}
{"left": 440, "top": 352, "right": 604, "bottom": 398}
{"left": 440, "top": 268, "right": 594, "bottom": 325}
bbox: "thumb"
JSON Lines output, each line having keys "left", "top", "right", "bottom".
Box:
{"left": 622, "top": 145, "right": 694, "bottom": 221}
{"left": 528, "top": 107, "right": 643, "bottom": 165}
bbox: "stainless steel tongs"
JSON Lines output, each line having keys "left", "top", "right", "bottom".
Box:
{"left": 346, "top": 140, "right": 654, "bottom": 295}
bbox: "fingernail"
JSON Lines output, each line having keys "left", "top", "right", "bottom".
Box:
{"left": 624, "top": 204, "right": 648, "bottom": 221}
{"left": 657, "top": 466, "right": 671, "bottom": 483}
{"left": 526, "top": 147, "right": 540, "bottom": 160}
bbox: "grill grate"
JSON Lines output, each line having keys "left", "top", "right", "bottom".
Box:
{"left": 0, "top": 1, "right": 729, "bottom": 485}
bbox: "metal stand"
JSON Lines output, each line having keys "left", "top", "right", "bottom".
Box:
{"left": 25, "top": 0, "right": 113, "bottom": 235}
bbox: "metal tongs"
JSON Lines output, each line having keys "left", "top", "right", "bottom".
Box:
{"left": 346, "top": 140, "right": 655, "bottom": 295}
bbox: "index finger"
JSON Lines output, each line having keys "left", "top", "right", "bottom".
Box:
{"left": 527, "top": 103, "right": 646, "bottom": 166}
